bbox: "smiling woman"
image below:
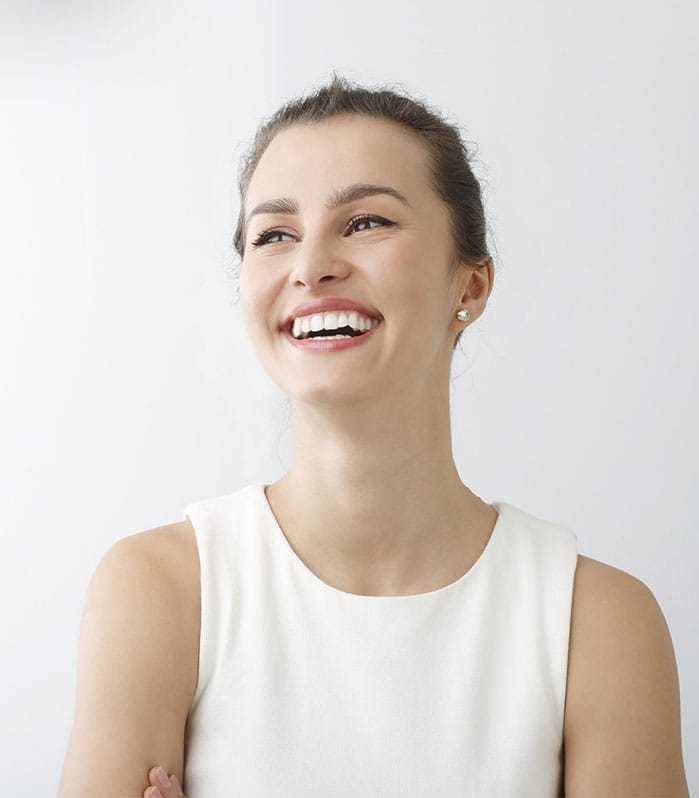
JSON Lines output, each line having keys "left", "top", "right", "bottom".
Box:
{"left": 57, "top": 72, "right": 689, "bottom": 798}
{"left": 234, "top": 107, "right": 495, "bottom": 411}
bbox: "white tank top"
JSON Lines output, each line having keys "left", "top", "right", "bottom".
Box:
{"left": 181, "top": 482, "right": 578, "bottom": 797}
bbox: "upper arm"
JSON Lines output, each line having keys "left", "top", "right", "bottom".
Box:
{"left": 563, "top": 554, "right": 689, "bottom": 796}
{"left": 58, "top": 526, "right": 199, "bottom": 798}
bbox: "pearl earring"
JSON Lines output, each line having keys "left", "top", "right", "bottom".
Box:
{"left": 456, "top": 309, "right": 470, "bottom": 322}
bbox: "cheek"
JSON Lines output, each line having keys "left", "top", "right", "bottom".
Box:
{"left": 389, "top": 269, "right": 435, "bottom": 319}
{"left": 237, "top": 282, "right": 256, "bottom": 333}
{"left": 239, "top": 265, "right": 272, "bottom": 329}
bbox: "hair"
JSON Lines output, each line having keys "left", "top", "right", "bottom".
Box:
{"left": 231, "top": 71, "right": 494, "bottom": 352}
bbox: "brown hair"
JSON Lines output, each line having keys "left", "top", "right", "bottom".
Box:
{"left": 232, "top": 71, "right": 494, "bottom": 352}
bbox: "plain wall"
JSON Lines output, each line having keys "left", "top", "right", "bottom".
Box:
{"left": 1, "top": 0, "right": 697, "bottom": 794}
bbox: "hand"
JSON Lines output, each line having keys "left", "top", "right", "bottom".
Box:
{"left": 143, "top": 766, "right": 186, "bottom": 798}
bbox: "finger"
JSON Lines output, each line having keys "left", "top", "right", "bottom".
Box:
{"left": 146, "top": 766, "right": 186, "bottom": 798}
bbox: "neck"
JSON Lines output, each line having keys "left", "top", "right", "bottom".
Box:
{"left": 265, "top": 380, "right": 494, "bottom": 596}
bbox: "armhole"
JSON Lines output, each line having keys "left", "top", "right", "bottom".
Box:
{"left": 182, "top": 508, "right": 206, "bottom": 716}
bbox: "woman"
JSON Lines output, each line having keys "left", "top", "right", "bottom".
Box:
{"left": 58, "top": 74, "right": 689, "bottom": 797}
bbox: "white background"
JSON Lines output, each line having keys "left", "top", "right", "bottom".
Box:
{"left": 1, "top": 0, "right": 697, "bottom": 794}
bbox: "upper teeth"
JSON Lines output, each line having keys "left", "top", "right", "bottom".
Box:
{"left": 291, "top": 311, "right": 379, "bottom": 339}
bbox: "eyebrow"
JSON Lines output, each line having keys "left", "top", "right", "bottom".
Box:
{"left": 245, "top": 183, "right": 412, "bottom": 227}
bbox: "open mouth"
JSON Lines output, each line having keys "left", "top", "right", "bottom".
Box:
{"left": 286, "top": 314, "right": 381, "bottom": 341}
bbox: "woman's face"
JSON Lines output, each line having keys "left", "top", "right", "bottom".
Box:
{"left": 239, "top": 113, "right": 479, "bottom": 407}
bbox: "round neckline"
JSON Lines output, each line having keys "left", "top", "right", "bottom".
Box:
{"left": 255, "top": 482, "right": 506, "bottom": 602}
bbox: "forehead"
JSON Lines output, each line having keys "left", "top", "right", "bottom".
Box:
{"left": 246, "top": 114, "right": 433, "bottom": 207}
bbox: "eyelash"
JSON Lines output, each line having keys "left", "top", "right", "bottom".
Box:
{"left": 249, "top": 214, "right": 393, "bottom": 248}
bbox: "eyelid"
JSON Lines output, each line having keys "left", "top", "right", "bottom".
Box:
{"left": 250, "top": 213, "right": 393, "bottom": 248}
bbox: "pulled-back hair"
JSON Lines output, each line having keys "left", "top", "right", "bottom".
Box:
{"left": 232, "top": 71, "right": 493, "bottom": 351}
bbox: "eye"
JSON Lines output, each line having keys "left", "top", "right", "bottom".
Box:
{"left": 249, "top": 214, "right": 394, "bottom": 248}
{"left": 344, "top": 214, "right": 393, "bottom": 235}
{"left": 250, "top": 229, "right": 294, "bottom": 247}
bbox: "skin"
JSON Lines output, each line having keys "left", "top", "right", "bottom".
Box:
{"left": 236, "top": 113, "right": 498, "bottom": 597}
{"left": 58, "top": 113, "right": 689, "bottom": 797}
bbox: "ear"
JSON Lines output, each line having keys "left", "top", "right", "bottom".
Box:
{"left": 455, "top": 256, "right": 494, "bottom": 311}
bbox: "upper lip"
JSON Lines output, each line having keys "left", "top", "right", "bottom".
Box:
{"left": 280, "top": 297, "right": 383, "bottom": 330}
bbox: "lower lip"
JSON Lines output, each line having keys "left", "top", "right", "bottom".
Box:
{"left": 282, "top": 321, "right": 382, "bottom": 351}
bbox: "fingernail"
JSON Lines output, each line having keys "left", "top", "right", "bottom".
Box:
{"left": 156, "top": 766, "right": 170, "bottom": 787}
{"left": 150, "top": 789, "right": 163, "bottom": 798}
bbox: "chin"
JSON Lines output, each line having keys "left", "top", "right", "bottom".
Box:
{"left": 285, "top": 381, "right": 374, "bottom": 408}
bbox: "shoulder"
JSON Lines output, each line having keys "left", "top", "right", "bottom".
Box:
{"left": 568, "top": 553, "right": 659, "bottom": 621}
{"left": 85, "top": 518, "right": 201, "bottom": 700}
{"left": 58, "top": 519, "right": 200, "bottom": 796}
{"left": 121, "top": 516, "right": 200, "bottom": 600}
{"left": 115, "top": 517, "right": 201, "bottom": 675}
{"left": 92, "top": 517, "right": 200, "bottom": 634}
{"left": 563, "top": 554, "right": 689, "bottom": 795}
{"left": 566, "top": 554, "right": 672, "bottom": 671}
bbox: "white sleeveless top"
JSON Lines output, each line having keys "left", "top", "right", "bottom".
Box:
{"left": 181, "top": 483, "right": 578, "bottom": 797}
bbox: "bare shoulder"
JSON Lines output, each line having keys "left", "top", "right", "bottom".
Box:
{"left": 123, "top": 517, "right": 201, "bottom": 705}
{"left": 563, "top": 554, "right": 689, "bottom": 796}
{"left": 58, "top": 518, "right": 200, "bottom": 798}
{"left": 127, "top": 516, "right": 200, "bottom": 603}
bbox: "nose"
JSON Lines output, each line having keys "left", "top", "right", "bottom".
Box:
{"left": 288, "top": 238, "right": 351, "bottom": 289}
